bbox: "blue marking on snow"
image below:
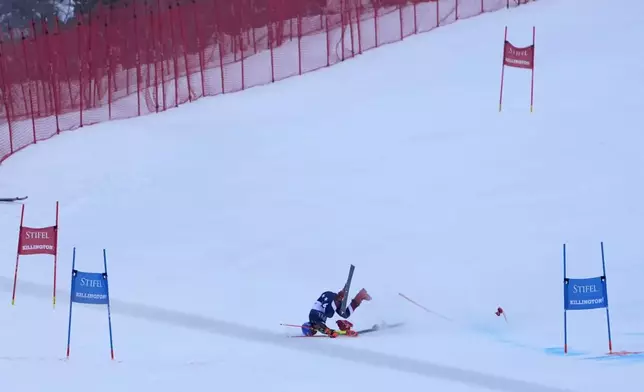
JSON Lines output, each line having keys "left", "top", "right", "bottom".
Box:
{"left": 583, "top": 352, "right": 644, "bottom": 363}
{"left": 468, "top": 324, "right": 538, "bottom": 350}
{"left": 543, "top": 347, "right": 586, "bottom": 357}
{"left": 461, "top": 321, "right": 644, "bottom": 364}
{"left": 469, "top": 323, "right": 565, "bottom": 357}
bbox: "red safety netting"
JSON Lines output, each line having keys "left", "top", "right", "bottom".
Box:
{"left": 0, "top": 0, "right": 533, "bottom": 163}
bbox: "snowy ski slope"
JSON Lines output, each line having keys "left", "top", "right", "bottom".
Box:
{"left": 1, "top": 0, "right": 643, "bottom": 390}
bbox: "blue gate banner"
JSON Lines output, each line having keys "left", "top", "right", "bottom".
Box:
{"left": 66, "top": 247, "right": 115, "bottom": 360}
{"left": 562, "top": 243, "right": 615, "bottom": 354}
{"left": 564, "top": 277, "right": 607, "bottom": 311}
{"left": 71, "top": 271, "right": 109, "bottom": 305}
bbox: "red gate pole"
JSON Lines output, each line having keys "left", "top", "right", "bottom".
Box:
{"left": 11, "top": 204, "right": 25, "bottom": 305}
{"left": 498, "top": 26, "right": 507, "bottom": 112}
{"left": 53, "top": 201, "right": 59, "bottom": 308}
{"left": 530, "top": 26, "right": 535, "bottom": 112}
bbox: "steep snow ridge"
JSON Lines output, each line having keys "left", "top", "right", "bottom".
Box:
{"left": 0, "top": 0, "right": 512, "bottom": 164}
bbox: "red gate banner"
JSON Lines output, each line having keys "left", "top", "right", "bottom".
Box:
{"left": 499, "top": 26, "right": 536, "bottom": 112}
{"left": 12, "top": 201, "right": 60, "bottom": 307}
{"left": 18, "top": 226, "right": 58, "bottom": 255}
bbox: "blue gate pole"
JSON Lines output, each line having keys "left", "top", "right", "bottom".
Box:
{"left": 601, "top": 242, "right": 613, "bottom": 353}
{"left": 563, "top": 243, "right": 568, "bottom": 354}
{"left": 103, "top": 249, "right": 115, "bottom": 360}
{"left": 66, "top": 247, "right": 76, "bottom": 358}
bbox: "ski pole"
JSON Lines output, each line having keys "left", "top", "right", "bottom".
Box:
{"left": 280, "top": 323, "right": 313, "bottom": 330}
{"left": 398, "top": 293, "right": 453, "bottom": 321}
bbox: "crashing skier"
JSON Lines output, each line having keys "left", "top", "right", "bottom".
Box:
{"left": 301, "top": 288, "right": 372, "bottom": 337}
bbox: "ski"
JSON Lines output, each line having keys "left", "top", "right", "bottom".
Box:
{"left": 355, "top": 322, "right": 404, "bottom": 335}
{"left": 0, "top": 196, "right": 28, "bottom": 202}
{"left": 286, "top": 322, "right": 404, "bottom": 338}
{"left": 288, "top": 330, "right": 358, "bottom": 338}
{"left": 339, "top": 264, "right": 355, "bottom": 314}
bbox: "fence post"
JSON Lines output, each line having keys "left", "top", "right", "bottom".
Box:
{"left": 177, "top": 2, "right": 193, "bottom": 101}
{"left": 340, "top": 0, "right": 346, "bottom": 61}
{"left": 77, "top": 18, "right": 84, "bottom": 127}
{"left": 30, "top": 20, "right": 45, "bottom": 118}
{"left": 20, "top": 32, "right": 37, "bottom": 144}
{"left": 252, "top": 20, "right": 257, "bottom": 54}
{"left": 348, "top": 2, "right": 355, "bottom": 57}
{"left": 268, "top": 20, "right": 276, "bottom": 82}
{"left": 297, "top": 13, "right": 302, "bottom": 75}
{"left": 0, "top": 42, "right": 14, "bottom": 154}
{"left": 133, "top": 4, "right": 142, "bottom": 116}
{"left": 239, "top": 7, "right": 245, "bottom": 91}
{"left": 325, "top": 11, "right": 330, "bottom": 66}
{"left": 398, "top": 2, "right": 403, "bottom": 40}
{"left": 105, "top": 11, "right": 113, "bottom": 120}
{"left": 191, "top": 0, "right": 206, "bottom": 97}
{"left": 356, "top": 0, "right": 362, "bottom": 54}
{"left": 90, "top": 11, "right": 99, "bottom": 110}
{"left": 149, "top": 9, "right": 159, "bottom": 113}
{"left": 374, "top": 0, "right": 379, "bottom": 47}
{"left": 55, "top": 16, "right": 73, "bottom": 130}
{"left": 160, "top": 14, "right": 167, "bottom": 110}
{"left": 156, "top": 0, "right": 167, "bottom": 111}
{"left": 43, "top": 19, "right": 60, "bottom": 133}
{"left": 413, "top": 0, "right": 418, "bottom": 35}
{"left": 12, "top": 27, "right": 30, "bottom": 129}
{"left": 211, "top": 0, "right": 226, "bottom": 93}
{"left": 168, "top": 4, "right": 179, "bottom": 108}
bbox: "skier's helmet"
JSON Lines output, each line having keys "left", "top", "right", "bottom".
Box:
{"left": 302, "top": 322, "right": 316, "bottom": 336}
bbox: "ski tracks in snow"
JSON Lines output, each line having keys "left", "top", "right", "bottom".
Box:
{"left": 0, "top": 277, "right": 574, "bottom": 392}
